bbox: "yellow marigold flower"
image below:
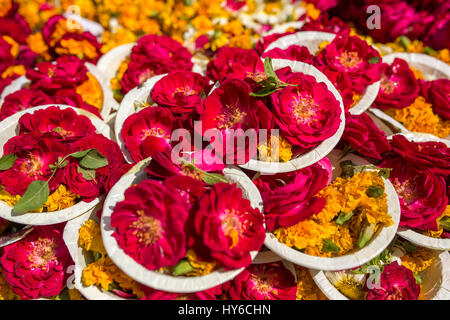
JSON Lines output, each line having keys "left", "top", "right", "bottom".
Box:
{"left": 42, "top": 184, "right": 79, "bottom": 212}
{"left": 0, "top": 270, "right": 17, "bottom": 300}
{"left": 78, "top": 219, "right": 107, "bottom": 255}
{"left": 185, "top": 249, "right": 217, "bottom": 276}
{"left": 264, "top": 2, "right": 282, "bottom": 14}
{"left": 350, "top": 93, "right": 362, "bottom": 109}
{"left": 68, "top": 289, "right": 85, "bottom": 300}
{"left": 27, "top": 33, "right": 52, "bottom": 61}
{"left": 1, "top": 65, "right": 26, "bottom": 79}
{"left": 62, "top": 0, "right": 97, "bottom": 21}
{"left": 406, "top": 40, "right": 424, "bottom": 54}
{"left": 2, "top": 36, "right": 19, "bottom": 58}
{"left": 50, "top": 19, "right": 82, "bottom": 47}
{"left": 208, "top": 32, "right": 229, "bottom": 52}
{"left": 295, "top": 266, "right": 327, "bottom": 300}
{"left": 110, "top": 57, "right": 130, "bottom": 100}
{"left": 434, "top": 49, "right": 449, "bottom": 64}
{"left": 0, "top": 0, "right": 12, "bottom": 18}
{"left": 229, "top": 32, "right": 254, "bottom": 50}
{"left": 402, "top": 248, "right": 436, "bottom": 274}
{"left": 257, "top": 135, "right": 293, "bottom": 162}
{"left": 82, "top": 256, "right": 114, "bottom": 290}
{"left": 386, "top": 96, "right": 450, "bottom": 138}
{"left": 191, "top": 15, "right": 213, "bottom": 35}
{"left": 426, "top": 205, "right": 450, "bottom": 238}
{"left": 101, "top": 29, "right": 137, "bottom": 54}
{"left": 301, "top": 2, "right": 320, "bottom": 20}
{"left": 410, "top": 67, "right": 424, "bottom": 80}
{"left": 76, "top": 72, "right": 103, "bottom": 111}
{"left": 0, "top": 185, "right": 20, "bottom": 207}
{"left": 55, "top": 38, "right": 99, "bottom": 61}
{"left": 317, "top": 40, "right": 330, "bottom": 54}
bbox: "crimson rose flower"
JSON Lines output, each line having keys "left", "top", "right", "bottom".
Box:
{"left": 364, "top": 261, "right": 420, "bottom": 300}
{"left": 316, "top": 34, "right": 381, "bottom": 93}
{"left": 270, "top": 71, "right": 341, "bottom": 151}
{"left": 206, "top": 47, "right": 266, "bottom": 83}
{"left": 193, "top": 182, "right": 265, "bottom": 270}
{"left": 0, "top": 224, "right": 73, "bottom": 300}
{"left": 19, "top": 106, "right": 96, "bottom": 142}
{"left": 0, "top": 134, "right": 68, "bottom": 195}
{"left": 420, "top": 79, "right": 450, "bottom": 120}
{"left": 262, "top": 45, "right": 316, "bottom": 64}
{"left": 254, "top": 158, "right": 331, "bottom": 231}
{"left": 341, "top": 112, "right": 392, "bottom": 160}
{"left": 0, "top": 88, "right": 54, "bottom": 120}
{"left": 111, "top": 179, "right": 189, "bottom": 270}
{"left": 302, "top": 14, "right": 351, "bottom": 35}
{"left": 223, "top": 262, "right": 297, "bottom": 300}
{"left": 150, "top": 71, "right": 211, "bottom": 120}
{"left": 141, "top": 284, "right": 222, "bottom": 300}
{"left": 255, "top": 31, "right": 295, "bottom": 55}
{"left": 373, "top": 58, "right": 419, "bottom": 110}
{"left": 121, "top": 106, "right": 175, "bottom": 162}
{"left": 381, "top": 157, "right": 448, "bottom": 231}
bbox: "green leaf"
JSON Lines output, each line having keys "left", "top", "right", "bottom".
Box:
{"left": 402, "top": 241, "right": 418, "bottom": 253}
{"left": 424, "top": 46, "right": 437, "bottom": 55}
{"left": 202, "top": 172, "right": 228, "bottom": 185}
{"left": 358, "top": 223, "right": 376, "bottom": 248}
{"left": 322, "top": 238, "right": 340, "bottom": 253}
{"left": 0, "top": 154, "right": 17, "bottom": 170}
{"left": 366, "top": 186, "right": 384, "bottom": 198}
{"left": 439, "top": 216, "right": 450, "bottom": 232}
{"left": 93, "top": 251, "right": 102, "bottom": 262}
{"left": 69, "top": 149, "right": 95, "bottom": 159}
{"left": 414, "top": 273, "right": 422, "bottom": 285}
{"left": 77, "top": 166, "right": 97, "bottom": 181}
{"left": 249, "top": 85, "right": 279, "bottom": 97}
{"left": 399, "top": 35, "right": 411, "bottom": 49}
{"left": 200, "top": 90, "right": 207, "bottom": 100}
{"left": 263, "top": 57, "right": 279, "bottom": 82}
{"left": 336, "top": 210, "right": 354, "bottom": 225}
{"left": 378, "top": 168, "right": 391, "bottom": 179}
{"left": 79, "top": 149, "right": 108, "bottom": 169}
{"left": 13, "top": 180, "right": 50, "bottom": 213}
{"left": 368, "top": 56, "right": 381, "bottom": 64}
{"left": 339, "top": 160, "right": 355, "bottom": 178}
{"left": 172, "top": 259, "right": 193, "bottom": 276}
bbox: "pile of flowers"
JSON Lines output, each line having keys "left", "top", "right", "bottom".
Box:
{"left": 0, "top": 106, "right": 129, "bottom": 213}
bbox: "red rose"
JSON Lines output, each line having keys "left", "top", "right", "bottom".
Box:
{"left": 193, "top": 182, "right": 265, "bottom": 270}
{"left": 302, "top": 14, "right": 351, "bottom": 35}
{"left": 0, "top": 88, "right": 54, "bottom": 120}
{"left": 0, "top": 12, "right": 31, "bottom": 44}
{"left": 381, "top": 157, "right": 447, "bottom": 231}
{"left": 341, "top": 112, "right": 392, "bottom": 160}
{"left": 389, "top": 134, "right": 450, "bottom": 176}
{"left": 206, "top": 47, "right": 266, "bottom": 83}
{"left": 373, "top": 58, "right": 419, "bottom": 110}
{"left": 19, "top": 106, "right": 96, "bottom": 142}
{"left": 54, "top": 32, "right": 102, "bottom": 63}
{"left": 141, "top": 284, "right": 222, "bottom": 300}
{"left": 0, "top": 134, "right": 68, "bottom": 195}
{"left": 254, "top": 158, "right": 331, "bottom": 231}
{"left": 423, "top": 2, "right": 450, "bottom": 50}
{"left": 364, "top": 261, "right": 420, "bottom": 300}
{"left": 150, "top": 71, "right": 211, "bottom": 120}
{"left": 121, "top": 106, "right": 175, "bottom": 162}
{"left": 255, "top": 31, "right": 295, "bottom": 55}
{"left": 111, "top": 179, "right": 189, "bottom": 270}
{"left": 223, "top": 262, "right": 297, "bottom": 300}
{"left": 421, "top": 79, "right": 450, "bottom": 120}
{"left": 270, "top": 71, "right": 341, "bottom": 151}
{"left": 262, "top": 45, "right": 316, "bottom": 64}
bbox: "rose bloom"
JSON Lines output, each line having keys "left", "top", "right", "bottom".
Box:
{"left": 199, "top": 79, "right": 274, "bottom": 164}
{"left": 64, "top": 133, "right": 128, "bottom": 201}
{"left": 389, "top": 134, "right": 450, "bottom": 176}
{"left": 255, "top": 31, "right": 296, "bottom": 55}
{"left": 111, "top": 179, "right": 189, "bottom": 270}
{"left": 206, "top": 47, "right": 266, "bottom": 83}
{"left": 420, "top": 79, "right": 450, "bottom": 120}
{"left": 120, "top": 35, "right": 193, "bottom": 94}
{"left": 0, "top": 224, "right": 73, "bottom": 300}
{"left": 262, "top": 45, "right": 316, "bottom": 64}
{"left": 150, "top": 71, "right": 211, "bottom": 121}
{"left": 423, "top": 2, "right": 450, "bottom": 50}
{"left": 0, "top": 10, "right": 31, "bottom": 44}
{"left": 54, "top": 32, "right": 102, "bottom": 63}
{"left": 317, "top": 65, "right": 355, "bottom": 110}
{"left": 373, "top": 58, "right": 419, "bottom": 110}
{"left": 303, "top": 0, "right": 339, "bottom": 11}
{"left": 254, "top": 158, "right": 331, "bottom": 231}
{"left": 0, "top": 88, "right": 54, "bottom": 120}
{"left": 270, "top": 70, "right": 341, "bottom": 151}
{"left": 0, "top": 134, "right": 68, "bottom": 195}
{"left": 19, "top": 106, "right": 96, "bottom": 142}
{"left": 193, "top": 182, "right": 265, "bottom": 270}
{"left": 381, "top": 157, "right": 448, "bottom": 231}
{"left": 223, "top": 262, "right": 297, "bottom": 300}
{"left": 121, "top": 106, "right": 175, "bottom": 162}
{"left": 341, "top": 112, "right": 392, "bottom": 160}
{"left": 302, "top": 14, "right": 351, "bottom": 35}
{"left": 0, "top": 36, "right": 15, "bottom": 73}
{"left": 52, "top": 88, "right": 102, "bottom": 119}
{"left": 141, "top": 284, "right": 222, "bottom": 300}
{"left": 364, "top": 261, "right": 420, "bottom": 300}
{"left": 316, "top": 34, "right": 381, "bottom": 93}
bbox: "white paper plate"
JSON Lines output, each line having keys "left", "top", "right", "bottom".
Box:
{"left": 369, "top": 53, "right": 450, "bottom": 140}
{"left": 263, "top": 149, "right": 401, "bottom": 271}
{"left": 113, "top": 74, "right": 167, "bottom": 163}
{"left": 310, "top": 250, "right": 450, "bottom": 300}
{"left": 0, "top": 104, "right": 111, "bottom": 225}
{"left": 387, "top": 133, "right": 450, "bottom": 250}
{"left": 251, "top": 250, "right": 282, "bottom": 264}
{"left": 239, "top": 58, "right": 345, "bottom": 174}
{"left": 63, "top": 206, "right": 127, "bottom": 300}
{"left": 0, "top": 63, "right": 116, "bottom": 120}
{"left": 264, "top": 31, "right": 381, "bottom": 115}
{"left": 101, "top": 158, "right": 263, "bottom": 293}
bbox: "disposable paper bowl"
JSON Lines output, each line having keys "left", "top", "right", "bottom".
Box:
{"left": 96, "top": 43, "right": 134, "bottom": 91}
{"left": 264, "top": 31, "right": 381, "bottom": 115}
{"left": 101, "top": 158, "right": 263, "bottom": 293}
{"left": 113, "top": 74, "right": 167, "bottom": 163}
{"left": 0, "top": 104, "right": 111, "bottom": 225}
{"left": 63, "top": 206, "right": 127, "bottom": 300}
{"left": 388, "top": 133, "right": 450, "bottom": 250}
{"left": 0, "top": 63, "right": 116, "bottom": 120}
{"left": 263, "top": 149, "right": 401, "bottom": 271}
{"left": 252, "top": 249, "right": 282, "bottom": 264}
{"left": 369, "top": 53, "right": 450, "bottom": 139}
{"left": 239, "top": 58, "right": 346, "bottom": 174}
{"left": 310, "top": 250, "right": 450, "bottom": 300}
